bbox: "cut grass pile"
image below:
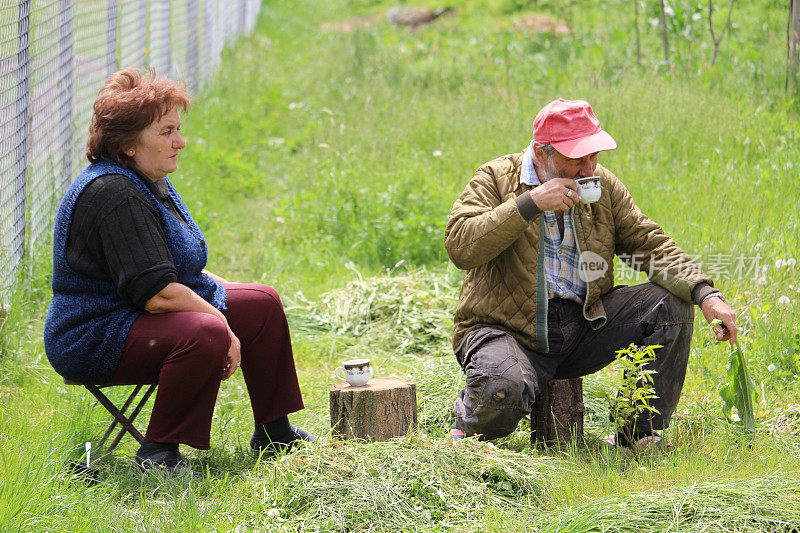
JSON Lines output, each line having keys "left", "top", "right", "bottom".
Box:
{"left": 537, "top": 475, "right": 800, "bottom": 532}
{"left": 250, "top": 436, "right": 555, "bottom": 531}
{"left": 287, "top": 266, "right": 459, "bottom": 356}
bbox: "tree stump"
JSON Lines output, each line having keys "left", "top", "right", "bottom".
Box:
{"left": 330, "top": 377, "right": 417, "bottom": 442}
{"left": 531, "top": 378, "right": 584, "bottom": 446}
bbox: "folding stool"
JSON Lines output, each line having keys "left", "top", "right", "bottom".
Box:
{"left": 65, "top": 380, "right": 157, "bottom": 453}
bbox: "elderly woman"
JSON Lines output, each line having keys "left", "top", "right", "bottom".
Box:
{"left": 43, "top": 68, "right": 313, "bottom": 476}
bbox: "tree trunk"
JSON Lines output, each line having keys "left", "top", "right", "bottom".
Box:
{"left": 634, "top": 0, "right": 641, "bottom": 66}
{"left": 659, "top": 0, "right": 670, "bottom": 64}
{"left": 531, "top": 378, "right": 585, "bottom": 446}
{"left": 330, "top": 377, "right": 417, "bottom": 442}
{"left": 788, "top": 0, "right": 800, "bottom": 93}
{"left": 709, "top": 0, "right": 737, "bottom": 67}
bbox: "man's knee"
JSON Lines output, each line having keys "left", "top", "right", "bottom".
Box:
{"left": 464, "top": 368, "right": 532, "bottom": 413}
{"left": 641, "top": 284, "right": 694, "bottom": 324}
{"left": 456, "top": 370, "right": 531, "bottom": 439}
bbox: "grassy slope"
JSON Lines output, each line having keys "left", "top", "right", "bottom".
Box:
{"left": 2, "top": 0, "right": 800, "bottom": 530}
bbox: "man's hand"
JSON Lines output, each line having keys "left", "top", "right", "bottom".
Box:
{"left": 221, "top": 327, "right": 242, "bottom": 380}
{"left": 529, "top": 178, "right": 579, "bottom": 212}
{"left": 701, "top": 296, "right": 737, "bottom": 345}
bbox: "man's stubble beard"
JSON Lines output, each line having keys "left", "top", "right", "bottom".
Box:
{"left": 541, "top": 154, "right": 568, "bottom": 183}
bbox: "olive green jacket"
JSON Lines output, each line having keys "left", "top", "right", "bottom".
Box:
{"left": 445, "top": 151, "right": 712, "bottom": 354}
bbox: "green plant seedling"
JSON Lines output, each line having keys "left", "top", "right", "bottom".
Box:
{"left": 606, "top": 344, "right": 662, "bottom": 450}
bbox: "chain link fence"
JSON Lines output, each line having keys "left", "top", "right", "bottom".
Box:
{"left": 0, "top": 0, "right": 261, "bottom": 306}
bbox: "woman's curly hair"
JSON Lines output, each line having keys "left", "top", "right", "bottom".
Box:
{"left": 86, "top": 68, "right": 190, "bottom": 166}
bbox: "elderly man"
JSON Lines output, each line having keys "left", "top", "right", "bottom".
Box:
{"left": 445, "top": 98, "right": 737, "bottom": 446}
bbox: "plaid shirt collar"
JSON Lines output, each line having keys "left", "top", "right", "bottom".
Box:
{"left": 520, "top": 142, "right": 586, "bottom": 304}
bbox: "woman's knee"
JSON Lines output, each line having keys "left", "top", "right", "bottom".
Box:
{"left": 257, "top": 285, "right": 283, "bottom": 310}
{"left": 185, "top": 313, "right": 229, "bottom": 363}
{"left": 229, "top": 284, "right": 285, "bottom": 316}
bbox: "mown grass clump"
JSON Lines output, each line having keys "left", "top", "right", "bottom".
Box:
{"left": 287, "top": 266, "right": 459, "bottom": 356}
{"left": 537, "top": 475, "right": 800, "bottom": 532}
{"left": 248, "top": 435, "right": 556, "bottom": 532}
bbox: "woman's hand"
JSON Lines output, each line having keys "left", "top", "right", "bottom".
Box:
{"left": 144, "top": 282, "right": 242, "bottom": 377}
{"left": 221, "top": 327, "right": 241, "bottom": 380}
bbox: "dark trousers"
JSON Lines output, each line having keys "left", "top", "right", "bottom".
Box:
{"left": 111, "top": 283, "right": 305, "bottom": 449}
{"left": 453, "top": 283, "right": 694, "bottom": 440}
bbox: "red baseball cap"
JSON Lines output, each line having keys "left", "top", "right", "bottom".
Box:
{"left": 532, "top": 98, "right": 617, "bottom": 158}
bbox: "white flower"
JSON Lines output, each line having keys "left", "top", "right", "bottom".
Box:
{"left": 788, "top": 258, "right": 797, "bottom": 269}
{"left": 275, "top": 217, "right": 285, "bottom": 224}
{"left": 266, "top": 508, "right": 281, "bottom": 518}
{"left": 776, "top": 258, "right": 787, "bottom": 269}
{"left": 432, "top": 150, "right": 443, "bottom": 158}
{"left": 778, "top": 295, "right": 792, "bottom": 306}
{"left": 756, "top": 265, "right": 768, "bottom": 286}
{"left": 691, "top": 12, "right": 702, "bottom": 21}
{"left": 768, "top": 364, "right": 777, "bottom": 372}
{"left": 664, "top": 5, "right": 675, "bottom": 16}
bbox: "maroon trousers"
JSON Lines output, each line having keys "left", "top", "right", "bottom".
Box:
{"left": 111, "top": 283, "right": 304, "bottom": 449}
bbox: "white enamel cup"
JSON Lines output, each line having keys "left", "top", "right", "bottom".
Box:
{"left": 576, "top": 177, "right": 602, "bottom": 204}
{"left": 335, "top": 358, "right": 372, "bottom": 387}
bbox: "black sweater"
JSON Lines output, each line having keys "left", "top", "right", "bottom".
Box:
{"left": 66, "top": 170, "right": 187, "bottom": 309}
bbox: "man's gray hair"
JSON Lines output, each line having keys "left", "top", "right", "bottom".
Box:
{"left": 535, "top": 142, "right": 557, "bottom": 158}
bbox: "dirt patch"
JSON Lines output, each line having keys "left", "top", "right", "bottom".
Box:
{"left": 320, "top": 15, "right": 380, "bottom": 33}
{"left": 765, "top": 404, "right": 800, "bottom": 436}
{"left": 516, "top": 14, "right": 570, "bottom": 36}
{"left": 386, "top": 6, "right": 454, "bottom": 29}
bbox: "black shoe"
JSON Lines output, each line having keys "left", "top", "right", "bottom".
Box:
{"left": 250, "top": 425, "right": 317, "bottom": 456}
{"left": 135, "top": 446, "right": 200, "bottom": 478}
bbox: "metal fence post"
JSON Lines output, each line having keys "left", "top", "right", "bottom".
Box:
{"left": 187, "top": 0, "right": 199, "bottom": 92}
{"left": 13, "top": 0, "right": 31, "bottom": 273}
{"left": 58, "top": 0, "right": 74, "bottom": 192}
{"left": 166, "top": 1, "right": 172, "bottom": 77}
{"left": 201, "top": 0, "right": 215, "bottom": 85}
{"left": 148, "top": 0, "right": 171, "bottom": 75}
{"left": 137, "top": 0, "right": 146, "bottom": 68}
{"left": 107, "top": 0, "right": 118, "bottom": 75}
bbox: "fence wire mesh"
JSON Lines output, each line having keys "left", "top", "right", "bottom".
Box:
{"left": 0, "top": 0, "right": 261, "bottom": 305}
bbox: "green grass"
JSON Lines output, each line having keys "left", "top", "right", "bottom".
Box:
{"left": 2, "top": 0, "right": 800, "bottom": 530}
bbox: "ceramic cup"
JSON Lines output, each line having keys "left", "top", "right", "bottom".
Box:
{"left": 576, "top": 177, "right": 602, "bottom": 204}
{"left": 335, "top": 358, "right": 372, "bottom": 387}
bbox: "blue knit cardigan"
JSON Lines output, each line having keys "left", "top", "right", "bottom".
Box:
{"left": 43, "top": 161, "right": 227, "bottom": 384}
